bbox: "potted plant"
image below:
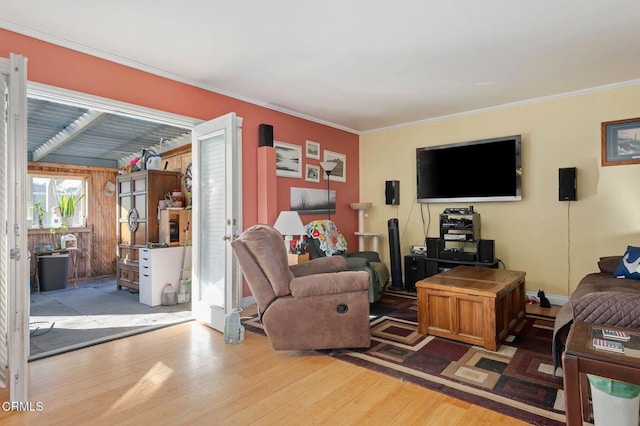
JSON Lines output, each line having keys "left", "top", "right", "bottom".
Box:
{"left": 49, "top": 221, "right": 68, "bottom": 248}
{"left": 58, "top": 193, "right": 85, "bottom": 226}
{"left": 32, "top": 201, "right": 45, "bottom": 227}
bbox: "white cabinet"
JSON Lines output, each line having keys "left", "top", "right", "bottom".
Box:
{"left": 138, "top": 246, "right": 191, "bottom": 307}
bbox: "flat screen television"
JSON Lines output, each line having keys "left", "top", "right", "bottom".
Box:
{"left": 416, "top": 135, "right": 522, "bottom": 203}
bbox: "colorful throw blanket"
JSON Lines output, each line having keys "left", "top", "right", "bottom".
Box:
{"left": 305, "top": 220, "right": 347, "bottom": 256}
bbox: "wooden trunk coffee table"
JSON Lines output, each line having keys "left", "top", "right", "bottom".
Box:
{"left": 416, "top": 266, "right": 526, "bottom": 351}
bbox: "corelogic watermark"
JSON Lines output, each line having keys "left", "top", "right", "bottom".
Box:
{"left": 2, "top": 401, "right": 44, "bottom": 412}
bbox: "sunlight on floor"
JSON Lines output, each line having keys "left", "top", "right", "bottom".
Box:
{"left": 30, "top": 313, "right": 189, "bottom": 329}
{"left": 103, "top": 361, "right": 174, "bottom": 416}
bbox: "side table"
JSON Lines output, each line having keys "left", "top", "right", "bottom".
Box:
{"left": 563, "top": 321, "right": 640, "bottom": 425}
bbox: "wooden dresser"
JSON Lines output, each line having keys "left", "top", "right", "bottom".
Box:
{"left": 116, "top": 169, "right": 181, "bottom": 291}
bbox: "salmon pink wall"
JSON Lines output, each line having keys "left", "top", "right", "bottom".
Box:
{"left": 0, "top": 29, "right": 360, "bottom": 249}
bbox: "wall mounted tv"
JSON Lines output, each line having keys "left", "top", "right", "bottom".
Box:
{"left": 416, "top": 135, "right": 522, "bottom": 203}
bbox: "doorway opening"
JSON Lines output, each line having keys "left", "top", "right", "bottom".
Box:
{"left": 26, "top": 83, "right": 200, "bottom": 360}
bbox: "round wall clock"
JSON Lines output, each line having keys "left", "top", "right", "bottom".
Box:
{"left": 127, "top": 208, "right": 139, "bottom": 232}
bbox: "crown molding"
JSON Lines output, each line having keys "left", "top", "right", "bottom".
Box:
{"left": 362, "top": 79, "right": 640, "bottom": 135}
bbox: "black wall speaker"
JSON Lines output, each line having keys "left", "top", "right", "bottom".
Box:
{"left": 385, "top": 180, "right": 400, "bottom": 205}
{"left": 404, "top": 256, "right": 426, "bottom": 291}
{"left": 559, "top": 167, "right": 577, "bottom": 201}
{"left": 477, "top": 239, "right": 495, "bottom": 263}
{"left": 258, "top": 124, "right": 274, "bottom": 147}
{"left": 388, "top": 218, "right": 403, "bottom": 289}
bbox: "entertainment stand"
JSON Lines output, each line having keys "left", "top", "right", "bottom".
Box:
{"left": 404, "top": 208, "right": 498, "bottom": 290}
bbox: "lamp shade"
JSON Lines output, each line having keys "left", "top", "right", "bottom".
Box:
{"left": 273, "top": 211, "right": 305, "bottom": 237}
{"left": 320, "top": 161, "right": 337, "bottom": 173}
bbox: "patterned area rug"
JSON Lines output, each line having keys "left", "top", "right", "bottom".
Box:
{"left": 243, "top": 291, "right": 566, "bottom": 426}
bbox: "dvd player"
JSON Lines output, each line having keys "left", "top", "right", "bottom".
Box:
{"left": 439, "top": 249, "right": 477, "bottom": 262}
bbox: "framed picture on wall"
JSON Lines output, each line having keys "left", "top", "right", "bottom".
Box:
{"left": 602, "top": 117, "right": 640, "bottom": 166}
{"left": 290, "top": 187, "right": 335, "bottom": 215}
{"left": 305, "top": 140, "right": 320, "bottom": 159}
{"left": 274, "top": 141, "right": 302, "bottom": 178}
{"left": 323, "top": 150, "right": 346, "bottom": 183}
{"left": 305, "top": 164, "right": 320, "bottom": 183}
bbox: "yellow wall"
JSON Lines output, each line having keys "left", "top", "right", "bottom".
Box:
{"left": 360, "top": 83, "right": 640, "bottom": 297}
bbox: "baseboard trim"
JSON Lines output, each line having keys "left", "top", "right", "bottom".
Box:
{"left": 526, "top": 291, "right": 568, "bottom": 307}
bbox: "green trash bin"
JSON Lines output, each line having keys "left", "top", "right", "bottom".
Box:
{"left": 588, "top": 374, "right": 640, "bottom": 426}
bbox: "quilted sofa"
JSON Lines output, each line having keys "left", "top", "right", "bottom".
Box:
{"left": 553, "top": 255, "right": 640, "bottom": 368}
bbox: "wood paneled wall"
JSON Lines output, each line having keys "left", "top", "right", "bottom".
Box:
{"left": 28, "top": 162, "right": 119, "bottom": 282}
{"left": 27, "top": 147, "right": 191, "bottom": 285}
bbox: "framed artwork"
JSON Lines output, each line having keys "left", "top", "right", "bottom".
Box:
{"left": 602, "top": 117, "right": 640, "bottom": 166}
{"left": 274, "top": 141, "right": 302, "bottom": 178}
{"left": 290, "top": 187, "right": 335, "bottom": 215}
{"left": 305, "top": 164, "right": 320, "bottom": 183}
{"left": 323, "top": 150, "right": 346, "bottom": 182}
{"left": 305, "top": 140, "right": 320, "bottom": 159}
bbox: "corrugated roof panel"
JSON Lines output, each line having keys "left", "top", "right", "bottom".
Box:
{"left": 27, "top": 98, "right": 190, "bottom": 167}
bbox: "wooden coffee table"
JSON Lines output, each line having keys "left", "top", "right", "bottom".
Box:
{"left": 416, "top": 266, "right": 526, "bottom": 351}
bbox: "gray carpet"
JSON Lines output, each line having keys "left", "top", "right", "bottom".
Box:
{"left": 29, "top": 278, "right": 192, "bottom": 360}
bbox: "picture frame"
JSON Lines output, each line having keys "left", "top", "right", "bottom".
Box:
{"left": 323, "top": 150, "right": 346, "bottom": 183}
{"left": 305, "top": 140, "right": 320, "bottom": 159}
{"left": 305, "top": 164, "right": 320, "bottom": 183}
{"left": 290, "top": 187, "right": 335, "bottom": 215}
{"left": 602, "top": 117, "right": 640, "bottom": 166}
{"left": 274, "top": 141, "right": 302, "bottom": 178}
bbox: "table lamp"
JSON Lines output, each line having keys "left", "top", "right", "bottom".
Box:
{"left": 273, "top": 210, "right": 305, "bottom": 252}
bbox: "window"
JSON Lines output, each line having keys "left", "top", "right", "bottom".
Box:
{"left": 28, "top": 175, "right": 87, "bottom": 228}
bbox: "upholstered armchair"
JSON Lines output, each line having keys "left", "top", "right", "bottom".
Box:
{"left": 305, "top": 220, "right": 389, "bottom": 303}
{"left": 231, "top": 224, "right": 371, "bottom": 350}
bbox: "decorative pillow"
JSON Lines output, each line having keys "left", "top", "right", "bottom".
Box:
{"left": 599, "top": 256, "right": 623, "bottom": 274}
{"left": 613, "top": 247, "right": 640, "bottom": 279}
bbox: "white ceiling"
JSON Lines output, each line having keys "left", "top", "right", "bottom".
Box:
{"left": 2, "top": 1, "right": 640, "bottom": 133}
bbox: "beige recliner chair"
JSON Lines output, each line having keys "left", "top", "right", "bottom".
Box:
{"left": 231, "top": 224, "right": 371, "bottom": 350}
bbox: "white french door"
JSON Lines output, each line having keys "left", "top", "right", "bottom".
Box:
{"left": 0, "top": 53, "right": 29, "bottom": 402}
{"left": 191, "top": 113, "right": 242, "bottom": 331}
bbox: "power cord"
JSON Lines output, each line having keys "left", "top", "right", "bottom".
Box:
{"left": 399, "top": 201, "right": 417, "bottom": 250}
{"left": 30, "top": 321, "right": 55, "bottom": 337}
{"left": 420, "top": 203, "right": 431, "bottom": 244}
{"left": 567, "top": 200, "right": 572, "bottom": 296}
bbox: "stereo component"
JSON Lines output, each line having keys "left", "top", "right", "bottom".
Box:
{"left": 477, "top": 239, "right": 495, "bottom": 263}
{"left": 388, "top": 218, "right": 403, "bottom": 289}
{"left": 385, "top": 180, "right": 400, "bottom": 205}
{"left": 404, "top": 255, "right": 426, "bottom": 291}
{"left": 559, "top": 167, "right": 577, "bottom": 201}
{"left": 258, "top": 123, "right": 274, "bottom": 147}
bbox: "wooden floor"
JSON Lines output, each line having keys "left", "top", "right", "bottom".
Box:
{"left": 0, "top": 320, "right": 529, "bottom": 425}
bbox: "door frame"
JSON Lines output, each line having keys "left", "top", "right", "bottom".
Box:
{"left": 11, "top": 81, "right": 245, "bottom": 399}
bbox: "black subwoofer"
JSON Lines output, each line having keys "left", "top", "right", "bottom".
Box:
{"left": 404, "top": 255, "right": 426, "bottom": 291}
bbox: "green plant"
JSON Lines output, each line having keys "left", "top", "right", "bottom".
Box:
{"left": 32, "top": 201, "right": 45, "bottom": 226}
{"left": 50, "top": 221, "right": 68, "bottom": 236}
{"left": 58, "top": 193, "right": 85, "bottom": 217}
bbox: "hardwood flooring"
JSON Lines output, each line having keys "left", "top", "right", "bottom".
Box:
{"left": 0, "top": 321, "right": 528, "bottom": 425}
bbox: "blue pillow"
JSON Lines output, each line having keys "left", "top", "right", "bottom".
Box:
{"left": 613, "top": 246, "right": 640, "bottom": 279}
